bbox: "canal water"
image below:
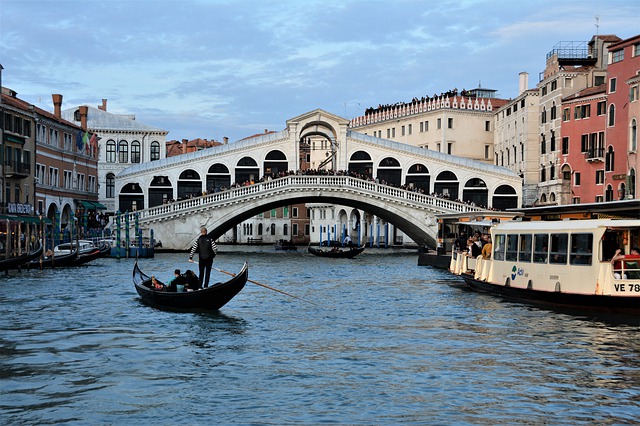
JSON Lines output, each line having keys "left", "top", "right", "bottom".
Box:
{"left": 1, "top": 246, "right": 638, "bottom": 425}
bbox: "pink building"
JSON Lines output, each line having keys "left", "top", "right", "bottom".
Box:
{"left": 604, "top": 34, "right": 640, "bottom": 201}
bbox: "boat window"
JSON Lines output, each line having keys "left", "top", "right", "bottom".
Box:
{"left": 519, "top": 234, "right": 532, "bottom": 262}
{"left": 506, "top": 235, "right": 518, "bottom": 261}
{"left": 533, "top": 234, "right": 548, "bottom": 263}
{"left": 569, "top": 233, "right": 593, "bottom": 265}
{"left": 493, "top": 234, "right": 505, "bottom": 261}
{"left": 549, "top": 233, "right": 568, "bottom": 264}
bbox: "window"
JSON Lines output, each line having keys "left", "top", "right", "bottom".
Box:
{"left": 420, "top": 122, "right": 424, "bottom": 132}
{"left": 106, "top": 140, "right": 116, "bottom": 162}
{"left": 550, "top": 133, "right": 556, "bottom": 151}
{"left": 609, "top": 78, "right": 617, "bottom": 93}
{"left": 106, "top": 173, "right": 115, "bottom": 198}
{"left": 605, "top": 146, "right": 614, "bottom": 172}
{"left": 541, "top": 134, "right": 546, "bottom": 154}
{"left": 292, "top": 207, "right": 298, "bottom": 218}
{"left": 541, "top": 166, "right": 546, "bottom": 182}
{"left": 119, "top": 141, "right": 128, "bottom": 163}
{"left": 437, "top": 118, "right": 441, "bottom": 129}
{"left": 635, "top": 43, "right": 640, "bottom": 57}
{"left": 541, "top": 107, "right": 547, "bottom": 124}
{"left": 562, "top": 137, "right": 569, "bottom": 155}
{"left": 611, "top": 49, "right": 624, "bottom": 63}
{"left": 533, "top": 234, "right": 549, "bottom": 263}
{"left": 292, "top": 223, "right": 298, "bottom": 236}
{"left": 608, "top": 104, "right": 615, "bottom": 126}
{"left": 131, "top": 141, "right": 141, "bottom": 163}
{"left": 484, "top": 145, "right": 490, "bottom": 159}
{"left": 408, "top": 124, "right": 412, "bottom": 135}
{"left": 549, "top": 233, "right": 568, "bottom": 264}
{"left": 447, "top": 118, "right": 453, "bottom": 129}
{"left": 401, "top": 126, "right": 405, "bottom": 136}
{"left": 550, "top": 103, "right": 557, "bottom": 120}
{"left": 447, "top": 143, "right": 453, "bottom": 155}
{"left": 485, "top": 121, "right": 490, "bottom": 131}
{"left": 518, "top": 234, "right": 532, "bottom": 262}
{"left": 151, "top": 141, "right": 160, "bottom": 161}
{"left": 392, "top": 128, "right": 395, "bottom": 138}
{"left": 597, "top": 101, "right": 606, "bottom": 116}
{"left": 425, "top": 121, "right": 429, "bottom": 131}
{"left": 506, "top": 235, "right": 518, "bottom": 261}
{"left": 386, "top": 128, "right": 390, "bottom": 138}
{"left": 631, "top": 85, "right": 639, "bottom": 102}
{"left": 563, "top": 108, "right": 570, "bottom": 121}
{"left": 631, "top": 119, "right": 638, "bottom": 152}
{"left": 596, "top": 170, "right": 605, "bottom": 185}
{"left": 574, "top": 172, "right": 581, "bottom": 186}
{"left": 493, "top": 234, "right": 505, "bottom": 260}
{"left": 542, "top": 86, "right": 548, "bottom": 96}
{"left": 551, "top": 80, "right": 557, "bottom": 91}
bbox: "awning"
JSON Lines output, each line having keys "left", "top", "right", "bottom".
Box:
{"left": 77, "top": 200, "right": 108, "bottom": 210}
{"left": 91, "top": 201, "right": 108, "bottom": 210}
{"left": 0, "top": 215, "right": 51, "bottom": 223}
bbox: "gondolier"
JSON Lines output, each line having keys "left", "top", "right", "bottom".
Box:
{"left": 189, "top": 227, "right": 218, "bottom": 288}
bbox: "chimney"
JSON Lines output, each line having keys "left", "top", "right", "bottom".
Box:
{"left": 52, "top": 94, "right": 63, "bottom": 118}
{"left": 518, "top": 72, "right": 529, "bottom": 95}
{"left": 223, "top": 137, "right": 228, "bottom": 144}
{"left": 98, "top": 99, "right": 107, "bottom": 111}
{"left": 264, "top": 129, "right": 268, "bottom": 133}
{"left": 182, "top": 139, "right": 188, "bottom": 154}
{"left": 79, "top": 106, "right": 88, "bottom": 129}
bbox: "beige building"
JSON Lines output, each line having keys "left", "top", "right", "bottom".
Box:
{"left": 349, "top": 88, "right": 509, "bottom": 165}
{"left": 494, "top": 72, "right": 541, "bottom": 206}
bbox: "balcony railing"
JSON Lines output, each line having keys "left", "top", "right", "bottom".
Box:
{"left": 584, "top": 148, "right": 605, "bottom": 162}
{"left": 4, "top": 161, "right": 31, "bottom": 178}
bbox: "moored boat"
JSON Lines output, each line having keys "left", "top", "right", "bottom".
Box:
{"left": 0, "top": 242, "right": 43, "bottom": 271}
{"left": 449, "top": 219, "right": 640, "bottom": 314}
{"left": 132, "top": 261, "right": 248, "bottom": 311}
{"left": 308, "top": 244, "right": 365, "bottom": 259}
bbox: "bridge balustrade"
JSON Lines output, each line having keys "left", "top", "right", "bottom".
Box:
{"left": 122, "top": 175, "right": 484, "bottom": 224}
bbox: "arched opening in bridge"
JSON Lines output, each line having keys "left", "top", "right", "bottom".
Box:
{"left": 119, "top": 182, "right": 144, "bottom": 212}
{"left": 149, "top": 176, "right": 173, "bottom": 207}
{"left": 492, "top": 185, "right": 518, "bottom": 210}
{"left": 236, "top": 157, "right": 259, "bottom": 185}
{"left": 207, "top": 163, "right": 231, "bottom": 193}
{"left": 377, "top": 157, "right": 402, "bottom": 186}
{"left": 405, "top": 163, "right": 430, "bottom": 192}
{"left": 264, "top": 150, "right": 289, "bottom": 176}
{"left": 434, "top": 171, "right": 459, "bottom": 200}
{"left": 463, "top": 178, "right": 488, "bottom": 207}
{"left": 178, "top": 170, "right": 202, "bottom": 199}
{"left": 348, "top": 151, "right": 373, "bottom": 178}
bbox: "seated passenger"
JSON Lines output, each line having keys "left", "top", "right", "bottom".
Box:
{"left": 611, "top": 247, "right": 640, "bottom": 279}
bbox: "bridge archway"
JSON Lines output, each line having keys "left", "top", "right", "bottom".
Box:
{"left": 434, "top": 171, "right": 459, "bottom": 200}
{"left": 207, "top": 163, "right": 231, "bottom": 193}
{"left": 377, "top": 157, "right": 402, "bottom": 186}
{"left": 463, "top": 178, "right": 488, "bottom": 207}
{"left": 405, "top": 163, "right": 430, "bottom": 192}
{"left": 492, "top": 185, "right": 518, "bottom": 209}
{"left": 119, "top": 182, "right": 144, "bottom": 212}
{"left": 178, "top": 169, "right": 201, "bottom": 199}
{"left": 264, "top": 150, "right": 288, "bottom": 176}
{"left": 236, "top": 156, "right": 259, "bottom": 184}
{"left": 348, "top": 151, "right": 373, "bottom": 178}
{"left": 149, "top": 176, "right": 173, "bottom": 207}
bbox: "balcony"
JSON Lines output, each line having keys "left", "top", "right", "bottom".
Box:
{"left": 584, "top": 148, "right": 604, "bottom": 163}
{"left": 547, "top": 41, "right": 597, "bottom": 66}
{"left": 4, "top": 161, "right": 31, "bottom": 178}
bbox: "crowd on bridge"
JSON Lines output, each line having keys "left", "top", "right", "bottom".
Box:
{"left": 159, "top": 168, "right": 499, "bottom": 211}
{"left": 363, "top": 88, "right": 478, "bottom": 117}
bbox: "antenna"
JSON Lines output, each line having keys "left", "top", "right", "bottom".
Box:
{"left": 595, "top": 15, "right": 599, "bottom": 36}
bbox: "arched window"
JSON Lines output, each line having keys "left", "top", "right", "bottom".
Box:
{"left": 106, "top": 173, "right": 115, "bottom": 198}
{"left": 106, "top": 140, "right": 116, "bottom": 163}
{"left": 631, "top": 118, "right": 637, "bottom": 152}
{"left": 629, "top": 169, "right": 636, "bottom": 199}
{"left": 131, "top": 141, "right": 141, "bottom": 163}
{"left": 119, "top": 141, "right": 129, "bottom": 163}
{"left": 150, "top": 141, "right": 160, "bottom": 161}
{"left": 605, "top": 146, "right": 615, "bottom": 172}
{"left": 608, "top": 104, "right": 615, "bottom": 126}
{"left": 270, "top": 224, "right": 276, "bottom": 235}
{"left": 605, "top": 184, "right": 614, "bottom": 202}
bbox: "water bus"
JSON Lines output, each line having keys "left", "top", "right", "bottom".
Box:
{"left": 449, "top": 219, "right": 640, "bottom": 314}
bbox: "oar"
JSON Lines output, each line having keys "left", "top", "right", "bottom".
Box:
{"left": 189, "top": 260, "right": 317, "bottom": 305}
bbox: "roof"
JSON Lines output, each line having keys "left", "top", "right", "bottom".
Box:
{"left": 493, "top": 218, "right": 640, "bottom": 232}
{"left": 563, "top": 84, "right": 607, "bottom": 102}
{"left": 1, "top": 90, "right": 83, "bottom": 131}
{"left": 61, "top": 105, "right": 167, "bottom": 134}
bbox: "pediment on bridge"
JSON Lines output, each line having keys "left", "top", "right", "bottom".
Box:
{"left": 287, "top": 109, "right": 350, "bottom": 129}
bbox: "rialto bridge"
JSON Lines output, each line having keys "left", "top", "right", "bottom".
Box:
{"left": 115, "top": 109, "right": 522, "bottom": 250}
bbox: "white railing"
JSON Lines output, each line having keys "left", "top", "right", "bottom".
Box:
{"left": 123, "top": 175, "right": 485, "bottom": 224}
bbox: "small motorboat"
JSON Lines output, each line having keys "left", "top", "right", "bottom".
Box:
{"left": 132, "top": 261, "right": 248, "bottom": 311}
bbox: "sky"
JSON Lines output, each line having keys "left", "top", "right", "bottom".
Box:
{"left": 1, "top": 0, "right": 639, "bottom": 142}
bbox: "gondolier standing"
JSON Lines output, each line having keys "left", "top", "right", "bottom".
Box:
{"left": 189, "top": 227, "right": 218, "bottom": 288}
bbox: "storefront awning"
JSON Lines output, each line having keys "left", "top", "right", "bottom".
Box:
{"left": 0, "top": 215, "right": 51, "bottom": 224}
{"left": 77, "top": 200, "right": 108, "bottom": 211}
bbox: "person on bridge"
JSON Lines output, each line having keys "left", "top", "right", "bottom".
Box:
{"left": 188, "top": 227, "right": 218, "bottom": 288}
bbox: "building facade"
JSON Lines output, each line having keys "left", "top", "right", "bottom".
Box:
{"left": 61, "top": 100, "right": 168, "bottom": 214}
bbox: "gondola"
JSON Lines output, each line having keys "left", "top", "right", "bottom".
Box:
{"left": 133, "top": 261, "right": 249, "bottom": 311}
{"left": 0, "top": 242, "right": 43, "bottom": 271}
{"left": 73, "top": 243, "right": 110, "bottom": 266}
{"left": 23, "top": 248, "right": 79, "bottom": 269}
{"left": 307, "top": 244, "right": 365, "bottom": 259}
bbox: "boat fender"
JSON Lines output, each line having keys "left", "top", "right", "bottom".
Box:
{"left": 504, "top": 278, "right": 510, "bottom": 287}
{"left": 527, "top": 280, "right": 533, "bottom": 290}
{"left": 555, "top": 282, "right": 561, "bottom": 293}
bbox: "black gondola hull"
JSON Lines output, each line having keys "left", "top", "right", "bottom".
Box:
{"left": 307, "top": 246, "right": 364, "bottom": 259}
{"left": 133, "top": 261, "right": 248, "bottom": 311}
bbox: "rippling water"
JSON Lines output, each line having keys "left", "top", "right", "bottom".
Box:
{"left": 1, "top": 247, "right": 638, "bottom": 425}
